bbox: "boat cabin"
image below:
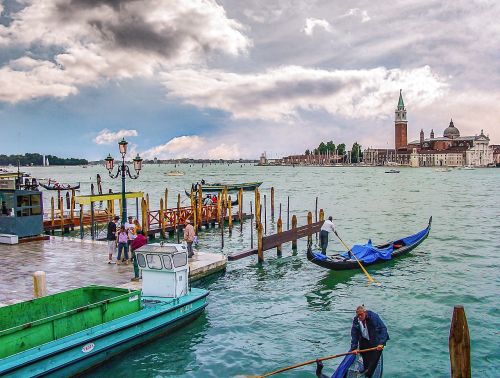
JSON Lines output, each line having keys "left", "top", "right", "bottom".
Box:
{"left": 0, "top": 173, "right": 43, "bottom": 239}
{"left": 135, "top": 243, "right": 189, "bottom": 298}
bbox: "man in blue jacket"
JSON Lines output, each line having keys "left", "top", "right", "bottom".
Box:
{"left": 350, "top": 306, "right": 389, "bottom": 377}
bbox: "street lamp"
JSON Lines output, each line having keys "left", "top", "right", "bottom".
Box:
{"left": 105, "top": 138, "right": 143, "bottom": 223}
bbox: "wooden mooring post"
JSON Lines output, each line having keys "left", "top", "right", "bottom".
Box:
{"left": 228, "top": 195, "right": 233, "bottom": 235}
{"left": 307, "top": 211, "right": 313, "bottom": 246}
{"left": 264, "top": 194, "right": 267, "bottom": 234}
{"left": 159, "top": 198, "right": 166, "bottom": 239}
{"left": 287, "top": 195, "right": 290, "bottom": 230}
{"left": 239, "top": 188, "right": 243, "bottom": 232}
{"left": 291, "top": 215, "right": 297, "bottom": 250}
{"left": 33, "top": 271, "right": 47, "bottom": 298}
{"left": 270, "top": 187, "right": 275, "bottom": 219}
{"left": 250, "top": 201, "right": 254, "bottom": 249}
{"left": 276, "top": 218, "right": 282, "bottom": 256}
{"left": 176, "top": 193, "right": 181, "bottom": 243}
{"left": 449, "top": 305, "right": 471, "bottom": 378}
{"left": 257, "top": 222, "right": 263, "bottom": 263}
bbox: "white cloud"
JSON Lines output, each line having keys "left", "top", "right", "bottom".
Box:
{"left": 94, "top": 129, "right": 139, "bottom": 145}
{"left": 161, "top": 65, "right": 448, "bottom": 121}
{"left": 141, "top": 135, "right": 242, "bottom": 160}
{"left": 343, "top": 8, "right": 370, "bottom": 22}
{"left": 0, "top": 0, "right": 251, "bottom": 103}
{"left": 303, "top": 18, "right": 332, "bottom": 36}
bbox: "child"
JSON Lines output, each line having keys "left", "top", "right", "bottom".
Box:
{"left": 116, "top": 225, "right": 129, "bottom": 265}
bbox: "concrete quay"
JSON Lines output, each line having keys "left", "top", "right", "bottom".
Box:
{"left": 0, "top": 237, "right": 226, "bottom": 305}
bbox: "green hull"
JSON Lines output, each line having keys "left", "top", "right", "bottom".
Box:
{"left": 0, "top": 288, "right": 209, "bottom": 377}
{"left": 0, "top": 286, "right": 141, "bottom": 359}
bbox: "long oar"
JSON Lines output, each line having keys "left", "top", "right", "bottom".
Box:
{"left": 256, "top": 346, "right": 382, "bottom": 377}
{"left": 334, "top": 231, "right": 380, "bottom": 286}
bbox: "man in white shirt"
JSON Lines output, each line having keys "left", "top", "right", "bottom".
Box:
{"left": 319, "top": 216, "right": 336, "bottom": 255}
{"left": 125, "top": 216, "right": 136, "bottom": 242}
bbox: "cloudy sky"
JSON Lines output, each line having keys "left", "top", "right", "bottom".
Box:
{"left": 0, "top": 0, "right": 499, "bottom": 160}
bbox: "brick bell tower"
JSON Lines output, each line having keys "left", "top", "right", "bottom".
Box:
{"left": 395, "top": 89, "right": 408, "bottom": 150}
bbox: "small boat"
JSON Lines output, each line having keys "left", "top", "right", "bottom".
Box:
{"left": 316, "top": 353, "right": 382, "bottom": 378}
{"left": 0, "top": 243, "right": 208, "bottom": 376}
{"left": 385, "top": 169, "right": 400, "bottom": 173}
{"left": 39, "top": 179, "right": 80, "bottom": 190}
{"left": 192, "top": 181, "right": 262, "bottom": 192}
{"left": 307, "top": 217, "right": 431, "bottom": 270}
{"left": 434, "top": 167, "right": 452, "bottom": 172}
{"left": 165, "top": 170, "right": 185, "bottom": 176}
{"left": 462, "top": 166, "right": 475, "bottom": 170}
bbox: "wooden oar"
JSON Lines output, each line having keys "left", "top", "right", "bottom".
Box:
{"left": 255, "top": 346, "right": 382, "bottom": 377}
{"left": 334, "top": 231, "right": 380, "bottom": 286}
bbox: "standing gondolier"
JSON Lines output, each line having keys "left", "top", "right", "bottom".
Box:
{"left": 350, "top": 306, "right": 389, "bottom": 377}
{"left": 319, "top": 216, "right": 336, "bottom": 255}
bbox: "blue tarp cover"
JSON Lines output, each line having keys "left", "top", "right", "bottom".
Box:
{"left": 331, "top": 354, "right": 356, "bottom": 378}
{"left": 339, "top": 227, "right": 428, "bottom": 263}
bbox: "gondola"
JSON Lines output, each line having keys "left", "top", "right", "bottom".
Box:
{"left": 39, "top": 180, "right": 80, "bottom": 191}
{"left": 184, "top": 190, "right": 238, "bottom": 206}
{"left": 191, "top": 181, "right": 262, "bottom": 192}
{"left": 307, "top": 217, "right": 432, "bottom": 270}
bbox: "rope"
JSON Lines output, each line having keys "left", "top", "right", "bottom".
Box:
{"left": 258, "top": 346, "right": 382, "bottom": 377}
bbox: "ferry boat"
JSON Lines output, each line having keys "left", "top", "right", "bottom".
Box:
{"left": 0, "top": 243, "right": 208, "bottom": 377}
{"left": 165, "top": 170, "right": 185, "bottom": 176}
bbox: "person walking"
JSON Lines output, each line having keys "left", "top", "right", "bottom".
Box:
{"left": 350, "top": 306, "right": 389, "bottom": 377}
{"left": 183, "top": 219, "right": 196, "bottom": 258}
{"left": 319, "top": 216, "right": 336, "bottom": 254}
{"left": 130, "top": 231, "right": 148, "bottom": 281}
{"left": 106, "top": 216, "right": 119, "bottom": 264}
{"left": 116, "top": 225, "right": 130, "bottom": 265}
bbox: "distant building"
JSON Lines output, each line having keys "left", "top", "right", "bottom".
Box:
{"left": 363, "top": 91, "right": 495, "bottom": 167}
{"left": 491, "top": 145, "right": 500, "bottom": 166}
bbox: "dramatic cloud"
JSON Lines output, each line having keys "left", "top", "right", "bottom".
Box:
{"left": 161, "top": 65, "right": 448, "bottom": 121}
{"left": 141, "top": 135, "right": 241, "bottom": 160}
{"left": 94, "top": 128, "right": 138, "bottom": 145}
{"left": 303, "top": 18, "right": 332, "bottom": 36}
{"left": 0, "top": 0, "right": 251, "bottom": 103}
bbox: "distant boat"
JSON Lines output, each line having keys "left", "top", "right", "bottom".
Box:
{"left": 463, "top": 166, "right": 475, "bottom": 170}
{"left": 435, "top": 167, "right": 452, "bottom": 172}
{"left": 385, "top": 169, "right": 400, "bottom": 173}
{"left": 193, "top": 181, "right": 262, "bottom": 192}
{"left": 39, "top": 179, "right": 80, "bottom": 190}
{"left": 165, "top": 170, "right": 185, "bottom": 176}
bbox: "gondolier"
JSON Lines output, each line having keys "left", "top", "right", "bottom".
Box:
{"left": 319, "top": 216, "right": 336, "bottom": 255}
{"left": 350, "top": 306, "right": 389, "bottom": 377}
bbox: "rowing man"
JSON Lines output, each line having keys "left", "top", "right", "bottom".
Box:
{"left": 319, "top": 216, "right": 336, "bottom": 255}
{"left": 350, "top": 306, "right": 389, "bottom": 377}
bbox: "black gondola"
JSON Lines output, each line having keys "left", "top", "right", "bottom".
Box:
{"left": 39, "top": 181, "right": 80, "bottom": 191}
{"left": 307, "top": 217, "right": 432, "bottom": 270}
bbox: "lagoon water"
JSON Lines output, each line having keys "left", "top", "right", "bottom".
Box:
{"left": 24, "top": 164, "right": 499, "bottom": 377}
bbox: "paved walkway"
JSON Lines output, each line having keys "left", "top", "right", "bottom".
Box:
{"left": 0, "top": 237, "right": 226, "bottom": 304}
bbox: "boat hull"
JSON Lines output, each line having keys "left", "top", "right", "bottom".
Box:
{"left": 307, "top": 217, "right": 432, "bottom": 271}
{"left": 0, "top": 289, "right": 208, "bottom": 377}
{"left": 196, "top": 182, "right": 262, "bottom": 192}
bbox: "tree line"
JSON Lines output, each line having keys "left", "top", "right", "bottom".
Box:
{"left": 305, "top": 141, "right": 363, "bottom": 163}
{"left": 0, "top": 153, "right": 88, "bottom": 166}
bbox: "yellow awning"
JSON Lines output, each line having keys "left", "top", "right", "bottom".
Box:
{"left": 75, "top": 192, "right": 143, "bottom": 205}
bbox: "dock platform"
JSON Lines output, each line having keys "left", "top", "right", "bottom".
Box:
{"left": 0, "top": 237, "right": 226, "bottom": 305}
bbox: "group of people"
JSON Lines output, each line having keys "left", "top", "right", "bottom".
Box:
{"left": 202, "top": 194, "right": 218, "bottom": 205}
{"left": 106, "top": 215, "right": 147, "bottom": 281}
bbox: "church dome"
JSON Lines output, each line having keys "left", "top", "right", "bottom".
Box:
{"left": 443, "top": 119, "right": 460, "bottom": 139}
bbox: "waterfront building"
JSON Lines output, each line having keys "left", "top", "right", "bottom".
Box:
{"left": 363, "top": 92, "right": 495, "bottom": 167}
{"left": 491, "top": 145, "right": 500, "bottom": 166}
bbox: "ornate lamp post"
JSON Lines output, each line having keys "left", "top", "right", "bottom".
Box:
{"left": 105, "top": 138, "right": 143, "bottom": 223}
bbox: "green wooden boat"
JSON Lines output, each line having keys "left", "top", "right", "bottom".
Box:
{"left": 192, "top": 181, "right": 262, "bottom": 192}
{"left": 0, "top": 244, "right": 208, "bottom": 377}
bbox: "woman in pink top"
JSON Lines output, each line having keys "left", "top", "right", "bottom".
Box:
{"left": 116, "top": 225, "right": 129, "bottom": 264}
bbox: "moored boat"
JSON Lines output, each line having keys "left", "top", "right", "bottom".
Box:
{"left": 307, "top": 217, "right": 431, "bottom": 270}
{"left": 192, "top": 181, "right": 262, "bottom": 192}
{"left": 165, "top": 170, "right": 185, "bottom": 176}
{"left": 0, "top": 243, "right": 208, "bottom": 377}
{"left": 39, "top": 179, "right": 80, "bottom": 190}
{"left": 385, "top": 169, "right": 400, "bottom": 173}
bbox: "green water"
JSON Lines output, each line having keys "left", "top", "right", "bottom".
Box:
{"left": 25, "top": 164, "right": 499, "bottom": 377}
